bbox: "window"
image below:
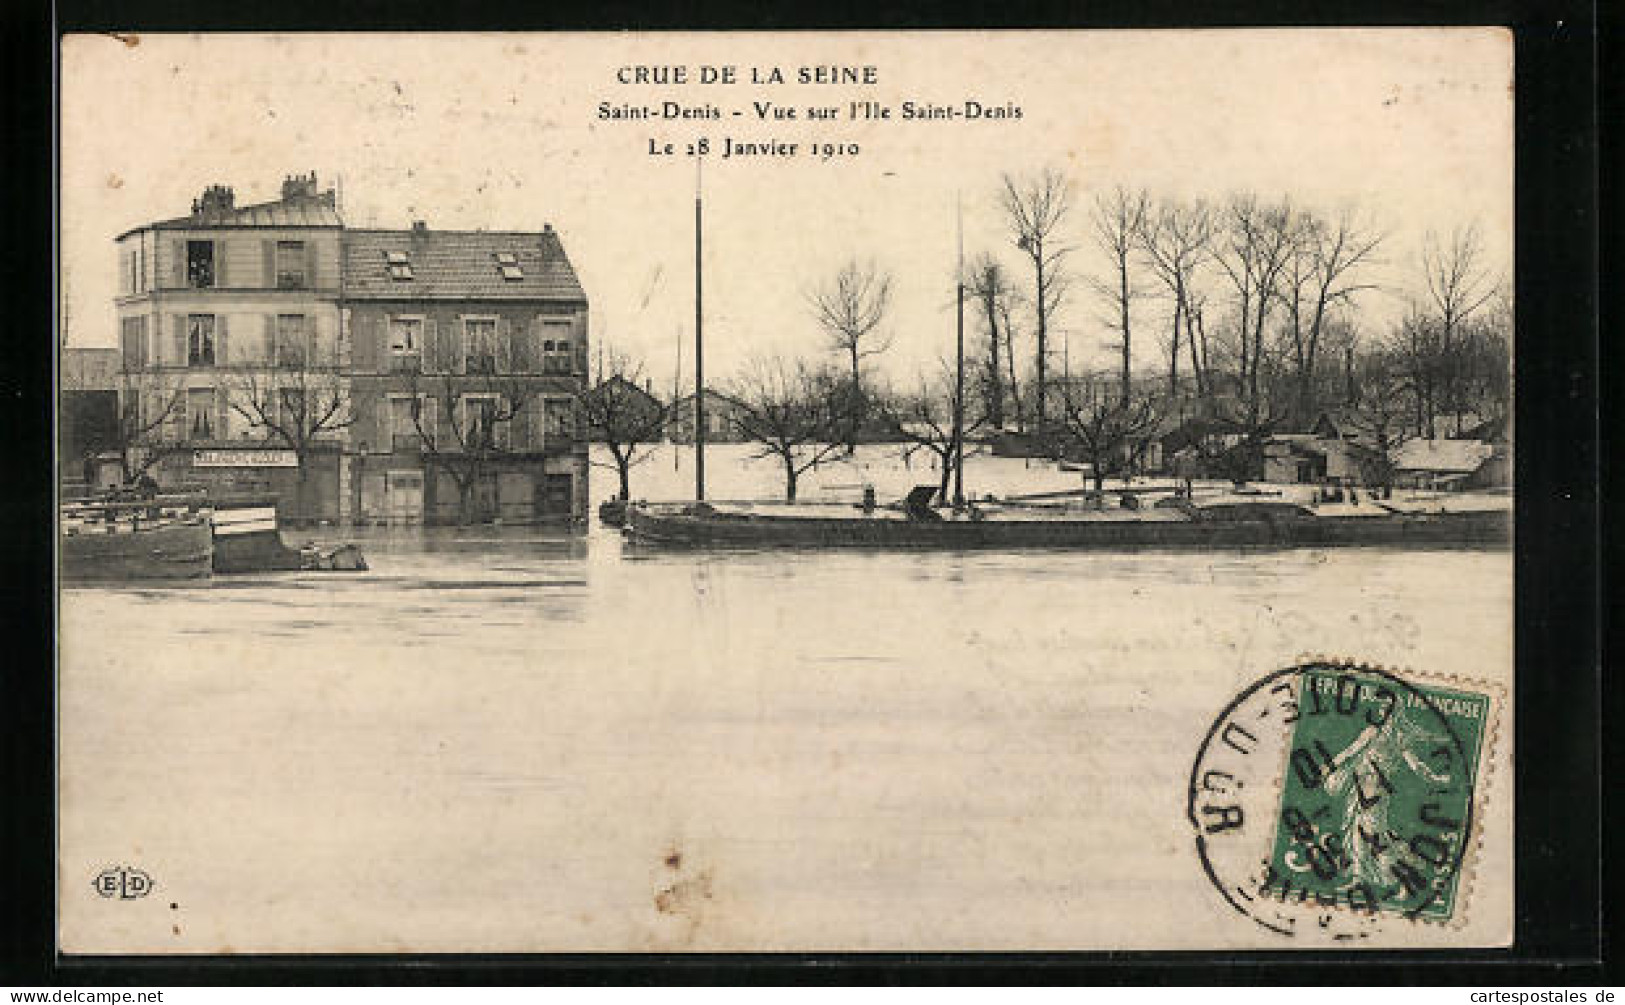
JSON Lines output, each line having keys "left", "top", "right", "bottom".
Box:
{"left": 120, "top": 316, "right": 147, "bottom": 370}
{"left": 544, "top": 399, "right": 576, "bottom": 438}
{"left": 385, "top": 250, "right": 414, "bottom": 281}
{"left": 275, "top": 314, "right": 308, "bottom": 368}
{"left": 187, "top": 315, "right": 216, "bottom": 367}
{"left": 465, "top": 319, "right": 498, "bottom": 373}
{"left": 542, "top": 322, "right": 574, "bottom": 374}
{"left": 390, "top": 317, "right": 422, "bottom": 355}
{"left": 187, "top": 388, "right": 216, "bottom": 440}
{"left": 276, "top": 241, "right": 307, "bottom": 289}
{"left": 465, "top": 396, "right": 498, "bottom": 449}
{"left": 186, "top": 241, "right": 215, "bottom": 288}
{"left": 390, "top": 396, "right": 423, "bottom": 450}
{"left": 494, "top": 251, "right": 523, "bottom": 281}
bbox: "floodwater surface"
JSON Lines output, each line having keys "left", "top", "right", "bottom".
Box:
{"left": 57, "top": 446, "right": 1515, "bottom": 952}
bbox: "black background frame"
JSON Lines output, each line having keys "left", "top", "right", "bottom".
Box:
{"left": 1, "top": 0, "right": 1607, "bottom": 986}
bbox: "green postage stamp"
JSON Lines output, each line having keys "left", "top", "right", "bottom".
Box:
{"left": 1264, "top": 666, "right": 1490, "bottom": 922}
{"left": 1189, "top": 661, "right": 1499, "bottom": 941}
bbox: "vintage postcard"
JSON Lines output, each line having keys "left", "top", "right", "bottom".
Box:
{"left": 57, "top": 29, "right": 1514, "bottom": 953}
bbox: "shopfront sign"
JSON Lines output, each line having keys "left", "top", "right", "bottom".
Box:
{"left": 193, "top": 448, "right": 299, "bottom": 468}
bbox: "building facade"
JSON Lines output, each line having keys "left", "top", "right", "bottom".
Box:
{"left": 666, "top": 389, "right": 751, "bottom": 443}
{"left": 60, "top": 347, "right": 122, "bottom": 490}
{"left": 343, "top": 223, "right": 590, "bottom": 524}
{"left": 114, "top": 173, "right": 347, "bottom": 522}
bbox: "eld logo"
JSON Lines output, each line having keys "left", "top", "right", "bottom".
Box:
{"left": 92, "top": 865, "right": 153, "bottom": 900}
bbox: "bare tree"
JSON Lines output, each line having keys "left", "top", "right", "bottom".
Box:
{"left": 399, "top": 355, "right": 539, "bottom": 525}
{"left": 1419, "top": 222, "right": 1501, "bottom": 435}
{"left": 1055, "top": 381, "right": 1160, "bottom": 493}
{"left": 1343, "top": 348, "right": 1420, "bottom": 491}
{"left": 228, "top": 368, "right": 352, "bottom": 521}
{"left": 877, "top": 361, "right": 988, "bottom": 505}
{"left": 729, "top": 357, "right": 849, "bottom": 502}
{"left": 1281, "top": 206, "right": 1385, "bottom": 422}
{"left": 965, "top": 253, "right": 1018, "bottom": 430}
{"left": 1137, "top": 197, "right": 1214, "bottom": 398}
{"left": 1212, "top": 194, "right": 1301, "bottom": 423}
{"left": 806, "top": 259, "right": 893, "bottom": 450}
{"left": 112, "top": 372, "right": 187, "bottom": 483}
{"left": 1089, "top": 186, "right": 1150, "bottom": 405}
{"left": 1001, "top": 168, "right": 1073, "bottom": 425}
{"left": 577, "top": 349, "right": 669, "bottom": 502}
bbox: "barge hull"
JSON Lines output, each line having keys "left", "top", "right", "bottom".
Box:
{"left": 60, "top": 520, "right": 214, "bottom": 581}
{"left": 625, "top": 507, "right": 1512, "bottom": 550}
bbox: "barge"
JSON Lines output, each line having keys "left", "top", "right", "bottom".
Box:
{"left": 622, "top": 488, "right": 1512, "bottom": 550}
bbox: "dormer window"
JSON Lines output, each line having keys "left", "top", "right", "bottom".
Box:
{"left": 385, "top": 250, "right": 414, "bottom": 281}
{"left": 495, "top": 251, "right": 523, "bottom": 281}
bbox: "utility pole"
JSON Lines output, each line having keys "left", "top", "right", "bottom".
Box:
{"left": 694, "top": 158, "right": 705, "bottom": 501}
{"left": 953, "top": 195, "right": 966, "bottom": 508}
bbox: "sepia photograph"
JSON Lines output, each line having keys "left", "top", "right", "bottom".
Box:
{"left": 55, "top": 29, "right": 1520, "bottom": 954}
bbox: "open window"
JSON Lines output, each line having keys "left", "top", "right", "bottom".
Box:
{"left": 187, "top": 314, "right": 216, "bottom": 367}
{"left": 186, "top": 241, "right": 215, "bottom": 288}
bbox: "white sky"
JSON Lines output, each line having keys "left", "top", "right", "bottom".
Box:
{"left": 60, "top": 30, "right": 1513, "bottom": 387}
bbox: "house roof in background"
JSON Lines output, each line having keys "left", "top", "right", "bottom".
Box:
{"left": 120, "top": 197, "right": 342, "bottom": 238}
{"left": 343, "top": 228, "right": 586, "bottom": 302}
{"left": 1393, "top": 438, "right": 1495, "bottom": 473}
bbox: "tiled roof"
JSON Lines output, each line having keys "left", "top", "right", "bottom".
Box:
{"left": 127, "top": 197, "right": 342, "bottom": 236}
{"left": 342, "top": 228, "right": 586, "bottom": 302}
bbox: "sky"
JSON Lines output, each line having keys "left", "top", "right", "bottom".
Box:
{"left": 60, "top": 30, "right": 1513, "bottom": 388}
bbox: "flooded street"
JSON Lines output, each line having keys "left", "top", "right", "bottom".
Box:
{"left": 58, "top": 446, "right": 1514, "bottom": 952}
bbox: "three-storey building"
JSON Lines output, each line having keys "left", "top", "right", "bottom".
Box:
{"left": 113, "top": 173, "right": 347, "bottom": 521}
{"left": 342, "top": 222, "right": 590, "bottom": 524}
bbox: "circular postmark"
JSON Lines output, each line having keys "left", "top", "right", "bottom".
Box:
{"left": 1187, "top": 661, "right": 1490, "bottom": 942}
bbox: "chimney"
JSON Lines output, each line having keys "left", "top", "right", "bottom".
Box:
{"left": 411, "top": 220, "right": 428, "bottom": 236}
{"left": 193, "top": 184, "right": 235, "bottom": 219}
{"left": 281, "top": 171, "right": 319, "bottom": 201}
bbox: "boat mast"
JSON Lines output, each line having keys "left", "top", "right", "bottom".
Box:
{"left": 953, "top": 193, "right": 966, "bottom": 508}
{"left": 673, "top": 325, "right": 682, "bottom": 470}
{"left": 694, "top": 157, "right": 705, "bottom": 501}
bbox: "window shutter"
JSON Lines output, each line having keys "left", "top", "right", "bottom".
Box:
{"left": 305, "top": 241, "right": 319, "bottom": 289}
{"left": 263, "top": 314, "right": 276, "bottom": 366}
{"left": 263, "top": 240, "right": 275, "bottom": 288}
{"left": 423, "top": 318, "right": 439, "bottom": 373}
{"left": 377, "top": 398, "right": 391, "bottom": 454}
{"left": 172, "top": 314, "right": 186, "bottom": 366}
{"left": 423, "top": 396, "right": 438, "bottom": 447}
{"left": 215, "top": 240, "right": 228, "bottom": 287}
{"left": 451, "top": 318, "right": 467, "bottom": 374}
{"left": 215, "top": 386, "right": 229, "bottom": 441}
{"left": 216, "top": 313, "right": 230, "bottom": 365}
{"left": 496, "top": 316, "right": 512, "bottom": 372}
{"left": 171, "top": 240, "right": 185, "bottom": 288}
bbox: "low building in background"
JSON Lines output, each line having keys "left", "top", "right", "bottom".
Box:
{"left": 60, "top": 347, "right": 122, "bottom": 490}
{"left": 343, "top": 222, "right": 590, "bottom": 524}
{"left": 666, "top": 388, "right": 751, "bottom": 444}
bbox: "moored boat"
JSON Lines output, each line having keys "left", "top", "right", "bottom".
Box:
{"left": 622, "top": 488, "right": 1511, "bottom": 550}
{"left": 204, "top": 495, "right": 305, "bottom": 573}
{"left": 60, "top": 501, "right": 214, "bottom": 581}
